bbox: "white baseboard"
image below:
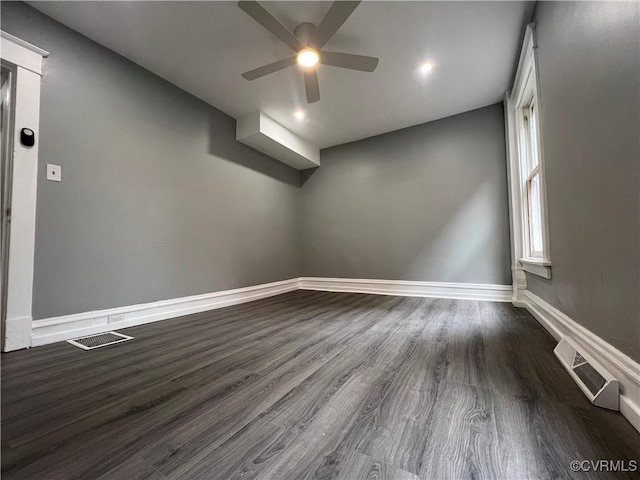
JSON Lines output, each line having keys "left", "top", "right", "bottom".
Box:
{"left": 300, "top": 277, "right": 512, "bottom": 302}
{"left": 523, "top": 290, "right": 640, "bottom": 433}
{"left": 4, "top": 315, "right": 33, "bottom": 351}
{"left": 30, "top": 277, "right": 512, "bottom": 348}
{"left": 31, "top": 278, "right": 300, "bottom": 347}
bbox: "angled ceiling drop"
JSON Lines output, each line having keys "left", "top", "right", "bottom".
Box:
{"left": 236, "top": 112, "right": 320, "bottom": 170}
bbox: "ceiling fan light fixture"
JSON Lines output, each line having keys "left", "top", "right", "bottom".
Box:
{"left": 238, "top": 1, "right": 378, "bottom": 103}
{"left": 297, "top": 48, "right": 320, "bottom": 68}
{"left": 420, "top": 62, "right": 434, "bottom": 74}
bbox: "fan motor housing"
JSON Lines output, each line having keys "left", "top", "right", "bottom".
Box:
{"left": 294, "top": 22, "right": 318, "bottom": 47}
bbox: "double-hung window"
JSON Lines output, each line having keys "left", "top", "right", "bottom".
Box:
{"left": 520, "top": 94, "right": 544, "bottom": 258}
{"left": 508, "top": 24, "right": 551, "bottom": 279}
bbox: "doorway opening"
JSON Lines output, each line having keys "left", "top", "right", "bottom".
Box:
{"left": 0, "top": 62, "right": 16, "bottom": 352}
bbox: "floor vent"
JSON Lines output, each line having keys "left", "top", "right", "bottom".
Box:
{"left": 554, "top": 336, "right": 618, "bottom": 410}
{"left": 67, "top": 332, "right": 133, "bottom": 350}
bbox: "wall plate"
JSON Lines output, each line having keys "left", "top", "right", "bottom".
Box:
{"left": 46, "top": 163, "right": 61, "bottom": 182}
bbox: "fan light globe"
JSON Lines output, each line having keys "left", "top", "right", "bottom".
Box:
{"left": 420, "top": 62, "right": 434, "bottom": 74}
{"left": 297, "top": 49, "right": 320, "bottom": 68}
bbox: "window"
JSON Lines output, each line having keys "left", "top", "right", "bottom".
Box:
{"left": 520, "top": 94, "right": 544, "bottom": 258}
{"left": 507, "top": 24, "right": 551, "bottom": 280}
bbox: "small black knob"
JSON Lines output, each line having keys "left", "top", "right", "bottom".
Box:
{"left": 20, "top": 128, "right": 35, "bottom": 147}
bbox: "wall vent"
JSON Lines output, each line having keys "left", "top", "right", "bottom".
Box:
{"left": 67, "top": 331, "right": 133, "bottom": 350}
{"left": 554, "top": 336, "right": 618, "bottom": 410}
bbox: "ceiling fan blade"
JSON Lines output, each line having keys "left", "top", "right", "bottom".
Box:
{"left": 303, "top": 71, "right": 320, "bottom": 103}
{"left": 242, "top": 57, "right": 297, "bottom": 80}
{"left": 314, "top": 1, "right": 361, "bottom": 49}
{"left": 238, "top": 1, "right": 304, "bottom": 52}
{"left": 321, "top": 51, "right": 378, "bottom": 72}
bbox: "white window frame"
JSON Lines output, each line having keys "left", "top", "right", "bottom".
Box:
{"left": 1, "top": 31, "right": 48, "bottom": 351}
{"left": 518, "top": 82, "right": 545, "bottom": 259}
{"left": 505, "top": 23, "right": 551, "bottom": 291}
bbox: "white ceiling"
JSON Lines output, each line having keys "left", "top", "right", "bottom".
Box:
{"left": 29, "top": 1, "right": 533, "bottom": 148}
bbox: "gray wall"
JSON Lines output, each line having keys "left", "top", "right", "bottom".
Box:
{"left": 2, "top": 2, "right": 301, "bottom": 319}
{"left": 527, "top": 1, "right": 639, "bottom": 361}
{"left": 301, "top": 104, "right": 511, "bottom": 285}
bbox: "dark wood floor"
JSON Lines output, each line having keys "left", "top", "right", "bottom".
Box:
{"left": 2, "top": 290, "right": 639, "bottom": 479}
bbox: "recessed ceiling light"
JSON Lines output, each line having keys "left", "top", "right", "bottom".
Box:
{"left": 294, "top": 110, "right": 306, "bottom": 121}
{"left": 420, "top": 62, "right": 434, "bottom": 74}
{"left": 297, "top": 48, "right": 320, "bottom": 68}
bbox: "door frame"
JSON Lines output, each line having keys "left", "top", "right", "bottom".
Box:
{"left": 1, "top": 61, "right": 17, "bottom": 352}
{"left": 1, "top": 31, "right": 48, "bottom": 351}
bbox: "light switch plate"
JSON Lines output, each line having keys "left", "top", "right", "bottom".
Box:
{"left": 46, "top": 164, "right": 61, "bottom": 182}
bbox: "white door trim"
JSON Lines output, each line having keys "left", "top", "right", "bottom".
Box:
{"left": 0, "top": 31, "right": 48, "bottom": 75}
{"left": 1, "top": 32, "right": 48, "bottom": 351}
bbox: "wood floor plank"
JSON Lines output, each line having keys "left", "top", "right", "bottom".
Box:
{"left": 492, "top": 389, "right": 640, "bottom": 480}
{"left": 2, "top": 291, "right": 638, "bottom": 480}
{"left": 143, "top": 295, "right": 410, "bottom": 478}
{"left": 355, "top": 342, "right": 448, "bottom": 474}
{"left": 418, "top": 381, "right": 499, "bottom": 479}
{"left": 255, "top": 366, "right": 397, "bottom": 479}
{"left": 173, "top": 418, "right": 294, "bottom": 480}
{"left": 174, "top": 298, "right": 427, "bottom": 479}
{"left": 95, "top": 457, "right": 167, "bottom": 480}
{"left": 336, "top": 451, "right": 417, "bottom": 480}
{"left": 443, "top": 300, "right": 490, "bottom": 388}
{"left": 316, "top": 301, "right": 451, "bottom": 476}
{"left": 1, "top": 365, "right": 261, "bottom": 477}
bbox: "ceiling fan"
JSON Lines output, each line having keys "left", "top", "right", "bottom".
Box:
{"left": 238, "top": 1, "right": 379, "bottom": 103}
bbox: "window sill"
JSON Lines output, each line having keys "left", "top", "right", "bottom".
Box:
{"left": 520, "top": 258, "right": 552, "bottom": 279}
